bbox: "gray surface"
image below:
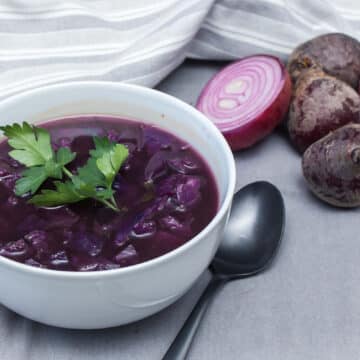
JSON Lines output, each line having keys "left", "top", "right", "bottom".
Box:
{"left": 1, "top": 60, "right": 360, "bottom": 359}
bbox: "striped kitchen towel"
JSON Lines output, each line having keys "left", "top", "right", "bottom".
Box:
{"left": 0, "top": 0, "right": 357, "bottom": 100}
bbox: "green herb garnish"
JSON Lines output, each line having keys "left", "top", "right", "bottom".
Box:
{"left": 0, "top": 122, "right": 76, "bottom": 195}
{"left": 0, "top": 122, "right": 129, "bottom": 212}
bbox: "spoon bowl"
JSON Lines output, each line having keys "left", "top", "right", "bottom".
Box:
{"left": 163, "top": 181, "right": 285, "bottom": 360}
{"left": 212, "top": 181, "right": 285, "bottom": 279}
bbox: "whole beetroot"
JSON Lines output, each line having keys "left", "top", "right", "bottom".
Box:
{"left": 302, "top": 124, "right": 360, "bottom": 207}
{"left": 287, "top": 69, "right": 360, "bottom": 153}
{"left": 288, "top": 33, "right": 360, "bottom": 89}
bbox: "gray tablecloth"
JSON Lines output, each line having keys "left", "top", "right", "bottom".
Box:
{"left": 1, "top": 60, "right": 359, "bottom": 360}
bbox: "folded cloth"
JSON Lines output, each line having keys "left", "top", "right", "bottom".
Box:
{"left": 0, "top": 0, "right": 357, "bottom": 100}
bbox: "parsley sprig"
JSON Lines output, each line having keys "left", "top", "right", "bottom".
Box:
{"left": 0, "top": 122, "right": 129, "bottom": 212}
{"left": 0, "top": 122, "right": 76, "bottom": 195}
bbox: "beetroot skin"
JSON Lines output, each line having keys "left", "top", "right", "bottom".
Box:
{"left": 302, "top": 124, "right": 360, "bottom": 207}
{"left": 287, "top": 69, "right": 360, "bottom": 153}
{"left": 288, "top": 33, "right": 360, "bottom": 89}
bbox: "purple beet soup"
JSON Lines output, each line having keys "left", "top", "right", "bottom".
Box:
{"left": 0, "top": 116, "right": 218, "bottom": 271}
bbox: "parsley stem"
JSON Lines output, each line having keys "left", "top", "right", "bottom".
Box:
{"left": 110, "top": 194, "right": 117, "bottom": 207}
{"left": 62, "top": 166, "right": 73, "bottom": 179}
{"left": 62, "top": 166, "right": 120, "bottom": 212}
{"left": 98, "top": 198, "right": 120, "bottom": 212}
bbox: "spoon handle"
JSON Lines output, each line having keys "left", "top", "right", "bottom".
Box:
{"left": 162, "top": 276, "right": 225, "bottom": 360}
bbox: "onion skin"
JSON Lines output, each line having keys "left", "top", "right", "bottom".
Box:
{"left": 302, "top": 124, "right": 360, "bottom": 207}
{"left": 288, "top": 69, "right": 360, "bottom": 153}
{"left": 288, "top": 33, "right": 360, "bottom": 89}
{"left": 196, "top": 55, "right": 292, "bottom": 151}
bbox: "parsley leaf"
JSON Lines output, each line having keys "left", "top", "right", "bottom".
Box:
{"left": 56, "top": 147, "right": 76, "bottom": 166}
{"left": 90, "top": 136, "right": 115, "bottom": 159}
{"left": 1, "top": 122, "right": 77, "bottom": 195}
{"left": 0, "top": 122, "right": 53, "bottom": 166}
{"left": 1, "top": 123, "right": 128, "bottom": 211}
{"left": 29, "top": 181, "right": 84, "bottom": 207}
{"left": 30, "top": 179, "right": 115, "bottom": 209}
{"left": 70, "top": 138, "right": 128, "bottom": 210}
{"left": 15, "top": 167, "right": 48, "bottom": 195}
{"left": 28, "top": 135, "right": 128, "bottom": 211}
{"left": 72, "top": 158, "right": 107, "bottom": 197}
{"left": 96, "top": 143, "right": 129, "bottom": 186}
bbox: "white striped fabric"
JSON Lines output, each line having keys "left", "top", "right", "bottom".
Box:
{"left": 188, "top": 0, "right": 354, "bottom": 59}
{"left": 0, "top": 0, "right": 359, "bottom": 101}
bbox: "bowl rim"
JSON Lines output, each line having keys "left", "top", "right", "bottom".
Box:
{"left": 0, "top": 81, "right": 236, "bottom": 279}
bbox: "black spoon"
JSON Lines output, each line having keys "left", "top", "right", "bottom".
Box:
{"left": 162, "top": 181, "right": 285, "bottom": 360}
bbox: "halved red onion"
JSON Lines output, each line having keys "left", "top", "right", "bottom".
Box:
{"left": 196, "top": 55, "right": 291, "bottom": 150}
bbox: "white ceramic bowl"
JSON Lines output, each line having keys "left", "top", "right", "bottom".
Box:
{"left": 0, "top": 82, "right": 236, "bottom": 329}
